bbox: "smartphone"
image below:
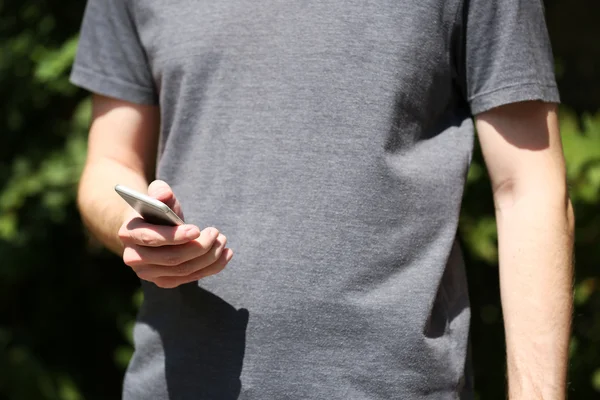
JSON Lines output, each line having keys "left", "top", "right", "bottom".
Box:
{"left": 114, "top": 184, "right": 185, "bottom": 226}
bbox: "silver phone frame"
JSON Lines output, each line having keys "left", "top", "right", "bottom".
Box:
{"left": 114, "top": 184, "right": 185, "bottom": 226}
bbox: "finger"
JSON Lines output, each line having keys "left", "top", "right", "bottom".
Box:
{"left": 147, "top": 180, "right": 184, "bottom": 219}
{"left": 183, "top": 248, "right": 234, "bottom": 281}
{"left": 119, "top": 217, "right": 201, "bottom": 247}
{"left": 135, "top": 233, "right": 227, "bottom": 279}
{"left": 154, "top": 248, "right": 233, "bottom": 289}
{"left": 124, "top": 229, "right": 221, "bottom": 267}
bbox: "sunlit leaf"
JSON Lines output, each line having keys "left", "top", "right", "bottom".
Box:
{"left": 34, "top": 36, "right": 79, "bottom": 84}
{"left": 57, "top": 376, "right": 83, "bottom": 400}
{"left": 114, "top": 346, "right": 134, "bottom": 371}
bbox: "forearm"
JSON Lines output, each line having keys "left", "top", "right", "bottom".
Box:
{"left": 496, "top": 191, "right": 574, "bottom": 399}
{"left": 78, "top": 157, "right": 149, "bottom": 255}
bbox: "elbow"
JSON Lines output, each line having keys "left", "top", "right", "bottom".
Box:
{"left": 494, "top": 176, "right": 575, "bottom": 244}
{"left": 492, "top": 175, "right": 572, "bottom": 216}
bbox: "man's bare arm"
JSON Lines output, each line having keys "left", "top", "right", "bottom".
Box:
{"left": 476, "top": 101, "right": 574, "bottom": 400}
{"left": 78, "top": 94, "right": 160, "bottom": 254}
{"left": 78, "top": 95, "right": 231, "bottom": 287}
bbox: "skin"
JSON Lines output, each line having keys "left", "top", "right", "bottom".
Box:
{"left": 476, "top": 101, "right": 574, "bottom": 400}
{"left": 78, "top": 95, "right": 573, "bottom": 398}
{"left": 78, "top": 94, "right": 233, "bottom": 289}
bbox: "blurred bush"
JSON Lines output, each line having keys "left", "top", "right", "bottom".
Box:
{"left": 0, "top": 0, "right": 598, "bottom": 399}
{"left": 0, "top": 2, "right": 139, "bottom": 399}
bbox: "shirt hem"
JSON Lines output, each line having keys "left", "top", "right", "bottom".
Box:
{"left": 469, "top": 82, "right": 560, "bottom": 115}
{"left": 69, "top": 65, "right": 158, "bottom": 105}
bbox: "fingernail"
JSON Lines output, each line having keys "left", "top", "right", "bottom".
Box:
{"left": 206, "top": 227, "right": 218, "bottom": 236}
{"left": 226, "top": 249, "right": 234, "bottom": 261}
{"left": 185, "top": 227, "right": 200, "bottom": 239}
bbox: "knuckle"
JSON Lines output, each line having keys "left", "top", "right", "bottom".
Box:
{"left": 117, "top": 226, "right": 131, "bottom": 242}
{"left": 135, "top": 268, "right": 152, "bottom": 280}
{"left": 213, "top": 262, "right": 228, "bottom": 275}
{"left": 163, "top": 253, "right": 182, "bottom": 267}
{"left": 216, "top": 263, "right": 227, "bottom": 274}
{"left": 185, "top": 270, "right": 205, "bottom": 282}
{"left": 137, "top": 272, "right": 150, "bottom": 281}
{"left": 172, "top": 262, "right": 193, "bottom": 276}
{"left": 153, "top": 278, "right": 174, "bottom": 289}
{"left": 137, "top": 230, "right": 157, "bottom": 246}
{"left": 193, "top": 242, "right": 211, "bottom": 256}
{"left": 122, "top": 248, "right": 142, "bottom": 267}
{"left": 205, "top": 227, "right": 219, "bottom": 236}
{"left": 203, "top": 232, "right": 219, "bottom": 246}
{"left": 198, "top": 246, "right": 211, "bottom": 257}
{"left": 200, "top": 264, "right": 226, "bottom": 281}
{"left": 217, "top": 255, "right": 229, "bottom": 269}
{"left": 164, "top": 281, "right": 179, "bottom": 289}
{"left": 213, "top": 244, "right": 225, "bottom": 260}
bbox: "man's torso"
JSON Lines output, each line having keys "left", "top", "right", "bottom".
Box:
{"left": 124, "top": 1, "right": 473, "bottom": 398}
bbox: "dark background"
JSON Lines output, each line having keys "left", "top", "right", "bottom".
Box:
{"left": 1, "top": 1, "right": 599, "bottom": 399}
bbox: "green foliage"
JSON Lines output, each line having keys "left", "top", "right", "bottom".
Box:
{"left": 562, "top": 112, "right": 600, "bottom": 203}
{"left": 0, "top": 2, "right": 139, "bottom": 400}
{"left": 0, "top": 0, "right": 598, "bottom": 399}
{"left": 561, "top": 114, "right": 600, "bottom": 400}
{"left": 0, "top": 99, "right": 89, "bottom": 241}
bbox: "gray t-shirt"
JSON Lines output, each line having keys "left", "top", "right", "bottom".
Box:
{"left": 71, "top": 0, "right": 559, "bottom": 399}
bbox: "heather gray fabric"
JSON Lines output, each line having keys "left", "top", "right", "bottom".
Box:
{"left": 71, "top": 0, "right": 559, "bottom": 398}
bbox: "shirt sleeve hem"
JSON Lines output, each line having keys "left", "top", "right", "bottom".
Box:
{"left": 469, "top": 83, "right": 560, "bottom": 115}
{"left": 69, "top": 65, "right": 158, "bottom": 105}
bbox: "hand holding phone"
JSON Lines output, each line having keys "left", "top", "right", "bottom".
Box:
{"left": 115, "top": 181, "right": 233, "bottom": 288}
{"left": 115, "top": 184, "right": 185, "bottom": 226}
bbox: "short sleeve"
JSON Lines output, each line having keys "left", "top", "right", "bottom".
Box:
{"left": 454, "top": 0, "right": 560, "bottom": 115}
{"left": 70, "top": 0, "right": 157, "bottom": 105}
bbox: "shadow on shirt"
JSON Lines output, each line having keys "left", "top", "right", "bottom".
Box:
{"left": 138, "top": 282, "right": 249, "bottom": 399}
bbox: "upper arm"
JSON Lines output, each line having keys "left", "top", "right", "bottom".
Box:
{"left": 72, "top": 0, "right": 160, "bottom": 180}
{"left": 475, "top": 101, "right": 568, "bottom": 208}
{"left": 86, "top": 94, "right": 160, "bottom": 181}
{"left": 454, "top": 0, "right": 566, "bottom": 207}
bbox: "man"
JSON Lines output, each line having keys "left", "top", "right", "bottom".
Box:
{"left": 71, "top": 0, "right": 574, "bottom": 398}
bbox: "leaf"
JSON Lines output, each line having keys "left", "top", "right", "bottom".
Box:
{"left": 34, "top": 36, "right": 79, "bottom": 84}
{"left": 57, "top": 376, "right": 83, "bottom": 400}
{"left": 574, "top": 278, "right": 597, "bottom": 306}
{"left": 114, "top": 346, "right": 134, "bottom": 371}
{"left": 561, "top": 110, "right": 600, "bottom": 203}
{"left": 592, "top": 369, "right": 600, "bottom": 393}
{"left": 460, "top": 216, "right": 498, "bottom": 264}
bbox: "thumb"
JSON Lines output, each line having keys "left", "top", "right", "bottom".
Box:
{"left": 147, "top": 180, "right": 184, "bottom": 219}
